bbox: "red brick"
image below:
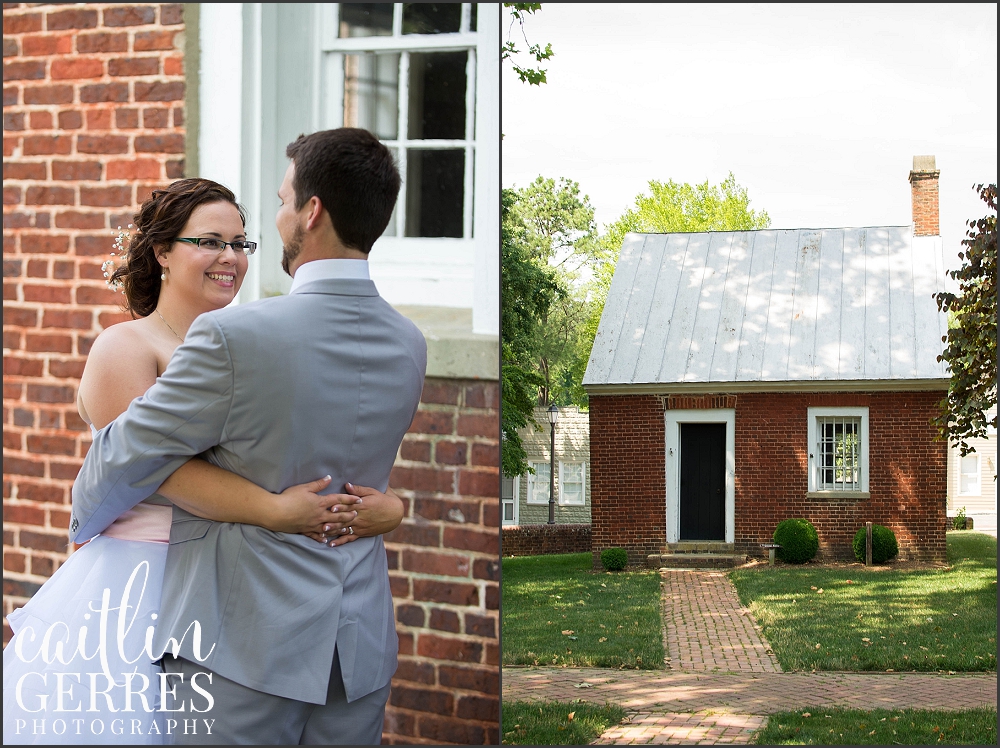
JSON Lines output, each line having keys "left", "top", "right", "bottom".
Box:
{"left": 55, "top": 211, "right": 106, "bottom": 230}
{"left": 134, "top": 132, "right": 184, "bottom": 152}
{"left": 23, "top": 285, "right": 71, "bottom": 304}
{"left": 3, "top": 552, "right": 26, "bottom": 574}
{"left": 416, "top": 633, "right": 483, "bottom": 664}
{"left": 134, "top": 30, "right": 178, "bottom": 51}
{"left": 102, "top": 5, "right": 156, "bottom": 26}
{"left": 434, "top": 440, "right": 468, "bottom": 465}
{"left": 76, "top": 32, "right": 128, "bottom": 54}
{"left": 470, "top": 442, "right": 499, "bottom": 467}
{"left": 108, "top": 57, "right": 159, "bottom": 77}
{"left": 3, "top": 307, "right": 36, "bottom": 326}
{"left": 23, "top": 85, "right": 74, "bottom": 105}
{"left": 28, "top": 110, "right": 52, "bottom": 129}
{"left": 485, "top": 585, "right": 498, "bottom": 610}
{"left": 416, "top": 714, "right": 484, "bottom": 745}
{"left": 396, "top": 631, "right": 414, "bottom": 655}
{"left": 52, "top": 160, "right": 103, "bottom": 181}
{"left": 443, "top": 526, "right": 498, "bottom": 554}
{"left": 386, "top": 521, "right": 441, "bottom": 548}
{"left": 76, "top": 134, "right": 129, "bottom": 154}
{"left": 429, "top": 608, "right": 460, "bottom": 633}
{"left": 26, "top": 384, "right": 75, "bottom": 404}
{"left": 41, "top": 309, "right": 92, "bottom": 330}
{"left": 402, "top": 549, "right": 470, "bottom": 577}
{"left": 389, "top": 465, "right": 455, "bottom": 494}
{"left": 19, "top": 33, "right": 70, "bottom": 56}
{"left": 115, "top": 107, "right": 139, "bottom": 129}
{"left": 107, "top": 158, "right": 161, "bottom": 180}
{"left": 4, "top": 110, "right": 25, "bottom": 131}
{"left": 165, "top": 158, "right": 184, "bottom": 178}
{"left": 464, "top": 613, "right": 495, "bottom": 638}
{"left": 163, "top": 56, "right": 183, "bottom": 76}
{"left": 76, "top": 285, "right": 122, "bottom": 305}
{"left": 412, "top": 497, "right": 479, "bottom": 523}
{"left": 19, "top": 529, "right": 70, "bottom": 553}
{"left": 142, "top": 106, "right": 170, "bottom": 128}
{"left": 3, "top": 456, "right": 45, "bottom": 478}
{"left": 25, "top": 333, "right": 73, "bottom": 354}
{"left": 3, "top": 37, "right": 16, "bottom": 56}
{"left": 456, "top": 414, "right": 499, "bottom": 439}
{"left": 22, "top": 135, "right": 72, "bottom": 156}
{"left": 4, "top": 185, "right": 21, "bottom": 204}
{"left": 21, "top": 234, "right": 70, "bottom": 253}
{"left": 97, "top": 311, "right": 129, "bottom": 328}
{"left": 399, "top": 439, "right": 431, "bottom": 463}
{"left": 3, "top": 59, "right": 45, "bottom": 80}
{"left": 389, "top": 574, "right": 410, "bottom": 598}
{"left": 413, "top": 579, "right": 478, "bottom": 606}
{"left": 3, "top": 12, "right": 43, "bottom": 34}
{"left": 439, "top": 665, "right": 498, "bottom": 694}
{"left": 456, "top": 694, "right": 498, "bottom": 721}
{"left": 3, "top": 162, "right": 46, "bottom": 180}
{"left": 396, "top": 603, "right": 425, "bottom": 627}
{"left": 472, "top": 558, "right": 500, "bottom": 581}
{"left": 4, "top": 431, "right": 22, "bottom": 450}
{"left": 75, "top": 234, "right": 114, "bottom": 256}
{"left": 161, "top": 4, "right": 184, "bottom": 25}
{"left": 464, "top": 382, "right": 499, "bottom": 409}
{"left": 48, "top": 359, "right": 86, "bottom": 379}
{"left": 46, "top": 8, "right": 99, "bottom": 30}
{"left": 31, "top": 555, "right": 55, "bottom": 577}
{"left": 421, "top": 381, "right": 461, "bottom": 405}
{"left": 54, "top": 260, "right": 74, "bottom": 279}
{"left": 4, "top": 357, "right": 44, "bottom": 377}
{"left": 24, "top": 186, "right": 74, "bottom": 206}
{"left": 394, "top": 659, "right": 435, "bottom": 685}
{"left": 80, "top": 185, "right": 132, "bottom": 207}
{"left": 408, "top": 410, "right": 454, "bottom": 435}
{"left": 51, "top": 58, "right": 104, "bottom": 80}
{"left": 390, "top": 684, "right": 453, "bottom": 715}
{"left": 50, "top": 460, "right": 83, "bottom": 480}
{"left": 4, "top": 503, "right": 46, "bottom": 526}
{"left": 58, "top": 110, "right": 83, "bottom": 129}
{"left": 172, "top": 107, "right": 183, "bottom": 127}
{"left": 457, "top": 470, "right": 497, "bottom": 498}
{"left": 79, "top": 83, "right": 129, "bottom": 104}
{"left": 3, "top": 136, "right": 18, "bottom": 157}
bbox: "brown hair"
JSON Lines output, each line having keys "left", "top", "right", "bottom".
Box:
{"left": 110, "top": 179, "right": 246, "bottom": 318}
{"left": 285, "top": 128, "right": 400, "bottom": 254}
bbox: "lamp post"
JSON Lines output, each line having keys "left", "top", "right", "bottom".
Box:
{"left": 547, "top": 404, "right": 559, "bottom": 525}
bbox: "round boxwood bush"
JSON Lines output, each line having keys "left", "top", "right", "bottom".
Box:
{"left": 772, "top": 519, "right": 819, "bottom": 564}
{"left": 852, "top": 524, "right": 899, "bottom": 564}
{"left": 600, "top": 547, "right": 628, "bottom": 571}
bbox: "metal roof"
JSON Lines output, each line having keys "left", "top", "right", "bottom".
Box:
{"left": 583, "top": 227, "right": 950, "bottom": 392}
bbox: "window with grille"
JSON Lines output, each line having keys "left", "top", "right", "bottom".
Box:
{"left": 807, "top": 407, "right": 869, "bottom": 494}
{"left": 526, "top": 461, "right": 550, "bottom": 504}
{"left": 501, "top": 474, "right": 518, "bottom": 524}
{"left": 325, "top": 3, "right": 478, "bottom": 239}
{"left": 558, "top": 462, "right": 586, "bottom": 506}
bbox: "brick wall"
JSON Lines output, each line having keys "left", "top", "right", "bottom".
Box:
{"left": 909, "top": 161, "right": 940, "bottom": 237}
{"left": 501, "top": 523, "right": 591, "bottom": 556}
{"left": 588, "top": 390, "right": 948, "bottom": 566}
{"left": 385, "top": 378, "right": 500, "bottom": 745}
{"left": 589, "top": 394, "right": 666, "bottom": 567}
{"left": 3, "top": 1, "right": 186, "bottom": 619}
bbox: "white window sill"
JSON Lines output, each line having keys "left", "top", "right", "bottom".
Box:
{"left": 806, "top": 491, "right": 871, "bottom": 499}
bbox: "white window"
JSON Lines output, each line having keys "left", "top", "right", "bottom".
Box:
{"left": 558, "top": 462, "right": 586, "bottom": 506}
{"left": 526, "top": 461, "right": 550, "bottom": 505}
{"left": 807, "top": 407, "right": 869, "bottom": 494}
{"left": 501, "top": 474, "right": 519, "bottom": 525}
{"left": 959, "top": 454, "right": 981, "bottom": 496}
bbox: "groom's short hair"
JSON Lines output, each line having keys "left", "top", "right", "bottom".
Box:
{"left": 285, "top": 128, "right": 400, "bottom": 254}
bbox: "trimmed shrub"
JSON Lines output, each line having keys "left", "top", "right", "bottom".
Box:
{"left": 600, "top": 547, "right": 628, "bottom": 571}
{"left": 852, "top": 524, "right": 899, "bottom": 564}
{"left": 772, "top": 518, "right": 819, "bottom": 564}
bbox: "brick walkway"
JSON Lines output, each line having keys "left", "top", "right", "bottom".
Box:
{"left": 503, "top": 569, "right": 998, "bottom": 744}
{"left": 661, "top": 569, "right": 780, "bottom": 673}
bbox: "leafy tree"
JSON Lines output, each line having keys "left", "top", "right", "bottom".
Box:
{"left": 582, "top": 173, "right": 772, "bottom": 376}
{"left": 501, "top": 188, "right": 562, "bottom": 476}
{"left": 502, "top": 3, "right": 553, "bottom": 85}
{"left": 933, "top": 183, "right": 998, "bottom": 455}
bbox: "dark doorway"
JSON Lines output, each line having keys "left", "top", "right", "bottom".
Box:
{"left": 679, "top": 423, "right": 726, "bottom": 540}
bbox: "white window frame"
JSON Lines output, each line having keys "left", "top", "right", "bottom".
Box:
{"left": 526, "top": 461, "right": 550, "bottom": 505}
{"left": 807, "top": 407, "right": 869, "bottom": 496}
{"left": 959, "top": 453, "right": 981, "bottom": 496}
{"left": 500, "top": 475, "right": 521, "bottom": 526}
{"left": 558, "top": 461, "right": 586, "bottom": 506}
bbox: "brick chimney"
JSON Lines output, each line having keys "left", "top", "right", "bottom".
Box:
{"left": 909, "top": 155, "right": 940, "bottom": 236}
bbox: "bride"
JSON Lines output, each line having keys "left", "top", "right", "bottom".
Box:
{"left": 3, "top": 179, "right": 400, "bottom": 745}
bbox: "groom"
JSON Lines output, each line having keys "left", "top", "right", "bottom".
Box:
{"left": 69, "top": 128, "right": 426, "bottom": 744}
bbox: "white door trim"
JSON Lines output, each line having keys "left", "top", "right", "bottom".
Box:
{"left": 664, "top": 409, "right": 736, "bottom": 544}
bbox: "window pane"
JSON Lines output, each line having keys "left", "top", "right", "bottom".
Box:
{"left": 343, "top": 53, "right": 399, "bottom": 140}
{"left": 339, "top": 3, "right": 393, "bottom": 37}
{"left": 960, "top": 455, "right": 979, "bottom": 494}
{"left": 531, "top": 462, "right": 550, "bottom": 503}
{"left": 503, "top": 502, "right": 514, "bottom": 521}
{"left": 407, "top": 51, "right": 467, "bottom": 140}
{"left": 501, "top": 475, "right": 514, "bottom": 500}
{"left": 402, "top": 3, "right": 461, "bottom": 34}
{"left": 405, "top": 149, "right": 464, "bottom": 237}
{"left": 470, "top": 4, "right": 477, "bottom": 31}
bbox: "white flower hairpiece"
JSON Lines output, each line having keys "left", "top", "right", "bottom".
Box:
{"left": 102, "top": 224, "right": 132, "bottom": 292}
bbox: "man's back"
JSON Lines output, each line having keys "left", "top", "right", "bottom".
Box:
{"left": 73, "top": 277, "right": 425, "bottom": 703}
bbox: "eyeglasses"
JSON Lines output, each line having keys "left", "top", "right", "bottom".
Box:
{"left": 176, "top": 237, "right": 257, "bottom": 256}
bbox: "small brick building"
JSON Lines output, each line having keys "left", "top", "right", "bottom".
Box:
{"left": 583, "top": 159, "right": 951, "bottom": 567}
{"left": 3, "top": 4, "right": 499, "bottom": 743}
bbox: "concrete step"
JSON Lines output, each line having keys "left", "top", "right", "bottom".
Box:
{"left": 664, "top": 541, "right": 735, "bottom": 554}
{"left": 648, "top": 553, "right": 747, "bottom": 569}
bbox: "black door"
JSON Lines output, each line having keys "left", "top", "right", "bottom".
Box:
{"left": 679, "top": 423, "right": 725, "bottom": 540}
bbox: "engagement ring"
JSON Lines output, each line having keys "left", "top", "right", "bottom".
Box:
{"left": 348, "top": 526, "right": 354, "bottom": 535}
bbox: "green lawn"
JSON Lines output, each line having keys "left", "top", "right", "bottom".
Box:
{"left": 501, "top": 700, "right": 627, "bottom": 745}
{"left": 501, "top": 552, "right": 664, "bottom": 668}
{"left": 729, "top": 532, "right": 997, "bottom": 672}
{"left": 754, "top": 707, "right": 997, "bottom": 745}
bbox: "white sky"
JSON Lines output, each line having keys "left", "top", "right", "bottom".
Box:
{"left": 501, "top": 3, "right": 998, "bottom": 264}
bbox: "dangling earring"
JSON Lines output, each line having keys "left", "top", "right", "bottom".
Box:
{"left": 161, "top": 268, "right": 167, "bottom": 281}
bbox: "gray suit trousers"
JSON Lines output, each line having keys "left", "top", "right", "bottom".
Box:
{"left": 161, "top": 649, "right": 389, "bottom": 745}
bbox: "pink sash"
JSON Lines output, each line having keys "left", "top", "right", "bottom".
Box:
{"left": 99, "top": 502, "right": 172, "bottom": 544}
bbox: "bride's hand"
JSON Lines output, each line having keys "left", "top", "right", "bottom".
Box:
{"left": 324, "top": 483, "right": 404, "bottom": 547}
{"left": 266, "top": 475, "right": 360, "bottom": 536}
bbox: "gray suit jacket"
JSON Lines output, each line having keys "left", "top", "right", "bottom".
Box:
{"left": 70, "top": 278, "right": 426, "bottom": 704}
